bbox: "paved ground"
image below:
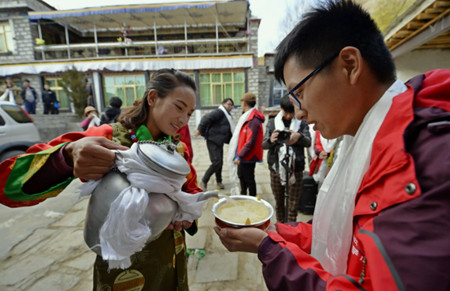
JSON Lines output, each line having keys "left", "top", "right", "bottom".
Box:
{"left": 0, "top": 137, "right": 312, "bottom": 291}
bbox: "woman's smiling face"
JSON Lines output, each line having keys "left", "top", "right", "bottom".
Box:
{"left": 146, "top": 85, "right": 196, "bottom": 139}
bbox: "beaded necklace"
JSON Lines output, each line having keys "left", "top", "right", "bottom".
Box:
{"left": 128, "top": 124, "right": 172, "bottom": 143}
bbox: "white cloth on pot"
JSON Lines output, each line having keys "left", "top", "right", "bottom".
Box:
{"left": 79, "top": 142, "right": 205, "bottom": 269}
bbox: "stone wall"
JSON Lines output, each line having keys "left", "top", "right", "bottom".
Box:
{"left": 1, "top": 16, "right": 34, "bottom": 63}
{"left": 259, "top": 53, "right": 275, "bottom": 108}
{"left": 247, "top": 18, "right": 260, "bottom": 105}
{"left": 0, "top": 0, "right": 54, "bottom": 65}
{"left": 32, "top": 113, "right": 82, "bottom": 143}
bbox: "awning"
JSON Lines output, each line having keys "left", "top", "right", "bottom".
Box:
{"left": 29, "top": 0, "right": 249, "bottom": 33}
{"left": 0, "top": 55, "right": 254, "bottom": 76}
{"left": 383, "top": 0, "right": 450, "bottom": 58}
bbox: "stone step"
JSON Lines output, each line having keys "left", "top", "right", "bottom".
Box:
{"left": 31, "top": 113, "right": 83, "bottom": 142}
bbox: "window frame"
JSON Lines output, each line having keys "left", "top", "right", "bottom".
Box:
{"left": 272, "top": 79, "right": 288, "bottom": 106}
{"left": 199, "top": 70, "right": 245, "bottom": 107}
{"left": 43, "top": 77, "right": 70, "bottom": 111}
{"left": 102, "top": 73, "right": 146, "bottom": 107}
{"left": 0, "top": 21, "right": 14, "bottom": 54}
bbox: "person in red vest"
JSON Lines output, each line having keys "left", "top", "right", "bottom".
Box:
{"left": 308, "top": 129, "right": 336, "bottom": 188}
{"left": 228, "top": 92, "right": 265, "bottom": 196}
{"left": 177, "top": 124, "right": 193, "bottom": 163}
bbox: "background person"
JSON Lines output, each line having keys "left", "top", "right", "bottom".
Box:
{"left": 20, "top": 79, "right": 37, "bottom": 114}
{"left": 41, "top": 83, "right": 57, "bottom": 115}
{"left": 0, "top": 77, "right": 21, "bottom": 104}
{"left": 228, "top": 92, "right": 264, "bottom": 196}
{"left": 177, "top": 124, "right": 194, "bottom": 164}
{"left": 262, "top": 95, "right": 311, "bottom": 222}
{"left": 0, "top": 69, "right": 202, "bottom": 290}
{"left": 196, "top": 98, "right": 235, "bottom": 190}
{"left": 100, "top": 96, "right": 122, "bottom": 125}
{"left": 307, "top": 128, "right": 336, "bottom": 189}
{"left": 215, "top": 1, "right": 450, "bottom": 290}
{"left": 81, "top": 106, "right": 101, "bottom": 130}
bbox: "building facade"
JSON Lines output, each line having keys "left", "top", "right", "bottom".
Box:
{"left": 0, "top": 0, "right": 261, "bottom": 128}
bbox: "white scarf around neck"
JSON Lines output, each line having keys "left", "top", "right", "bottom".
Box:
{"left": 273, "top": 111, "right": 301, "bottom": 185}
{"left": 227, "top": 107, "right": 255, "bottom": 195}
{"left": 311, "top": 80, "right": 407, "bottom": 275}
{"left": 219, "top": 104, "right": 235, "bottom": 134}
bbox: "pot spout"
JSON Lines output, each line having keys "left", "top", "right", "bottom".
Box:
{"left": 196, "top": 190, "right": 220, "bottom": 201}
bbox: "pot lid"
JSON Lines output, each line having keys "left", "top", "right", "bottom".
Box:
{"left": 136, "top": 141, "right": 190, "bottom": 177}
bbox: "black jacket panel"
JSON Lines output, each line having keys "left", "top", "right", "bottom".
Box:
{"left": 197, "top": 109, "right": 233, "bottom": 146}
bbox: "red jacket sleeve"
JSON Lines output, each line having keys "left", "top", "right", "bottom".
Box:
{"left": 258, "top": 222, "right": 331, "bottom": 291}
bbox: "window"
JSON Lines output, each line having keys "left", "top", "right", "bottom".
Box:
{"left": 199, "top": 71, "right": 245, "bottom": 106}
{"left": 0, "top": 22, "right": 13, "bottom": 53}
{"left": 272, "top": 79, "right": 288, "bottom": 106}
{"left": 45, "top": 78, "right": 70, "bottom": 110}
{"left": 103, "top": 74, "right": 146, "bottom": 107}
{"left": 1, "top": 103, "right": 32, "bottom": 123}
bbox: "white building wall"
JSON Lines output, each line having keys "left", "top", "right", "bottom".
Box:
{"left": 394, "top": 49, "right": 450, "bottom": 81}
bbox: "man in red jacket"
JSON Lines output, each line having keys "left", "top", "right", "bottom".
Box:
{"left": 229, "top": 92, "right": 265, "bottom": 196}
{"left": 215, "top": 1, "right": 450, "bottom": 290}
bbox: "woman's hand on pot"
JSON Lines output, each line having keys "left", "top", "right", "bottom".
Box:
{"left": 214, "top": 226, "right": 268, "bottom": 253}
{"left": 167, "top": 220, "right": 193, "bottom": 231}
{"left": 64, "top": 136, "right": 128, "bottom": 180}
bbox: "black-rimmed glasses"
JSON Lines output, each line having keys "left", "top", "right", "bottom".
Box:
{"left": 285, "top": 52, "right": 340, "bottom": 109}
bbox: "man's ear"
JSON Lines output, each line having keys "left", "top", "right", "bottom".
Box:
{"left": 338, "top": 46, "right": 362, "bottom": 86}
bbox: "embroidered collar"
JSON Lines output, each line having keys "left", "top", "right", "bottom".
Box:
{"left": 132, "top": 124, "right": 172, "bottom": 143}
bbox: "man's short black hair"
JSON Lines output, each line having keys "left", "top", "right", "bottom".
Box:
{"left": 274, "top": 0, "right": 396, "bottom": 85}
{"left": 109, "top": 96, "right": 122, "bottom": 108}
{"left": 280, "top": 95, "right": 294, "bottom": 113}
{"left": 245, "top": 101, "right": 256, "bottom": 108}
{"left": 222, "top": 98, "right": 234, "bottom": 106}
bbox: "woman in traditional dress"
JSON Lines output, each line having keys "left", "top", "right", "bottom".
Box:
{"left": 0, "top": 68, "right": 201, "bottom": 291}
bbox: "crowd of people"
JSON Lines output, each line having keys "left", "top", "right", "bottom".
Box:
{"left": 0, "top": 79, "right": 59, "bottom": 115}
{"left": 0, "top": 77, "right": 125, "bottom": 130}
{"left": 0, "top": 1, "right": 449, "bottom": 290}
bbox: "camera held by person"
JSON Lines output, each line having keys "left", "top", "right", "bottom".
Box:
{"left": 276, "top": 130, "right": 291, "bottom": 144}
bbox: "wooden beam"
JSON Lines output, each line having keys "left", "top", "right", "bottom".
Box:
{"left": 418, "top": 43, "right": 450, "bottom": 49}
{"left": 425, "top": 7, "right": 446, "bottom": 14}
{"left": 417, "top": 12, "right": 440, "bottom": 20}
{"left": 390, "top": 9, "right": 450, "bottom": 57}
{"left": 394, "top": 30, "right": 413, "bottom": 38}
{"left": 389, "top": 8, "right": 450, "bottom": 52}
{"left": 433, "top": 1, "right": 450, "bottom": 8}
{"left": 406, "top": 20, "right": 427, "bottom": 29}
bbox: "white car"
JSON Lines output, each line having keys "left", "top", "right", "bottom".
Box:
{"left": 0, "top": 101, "right": 41, "bottom": 162}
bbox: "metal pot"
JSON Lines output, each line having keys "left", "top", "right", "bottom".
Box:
{"left": 83, "top": 141, "right": 219, "bottom": 255}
